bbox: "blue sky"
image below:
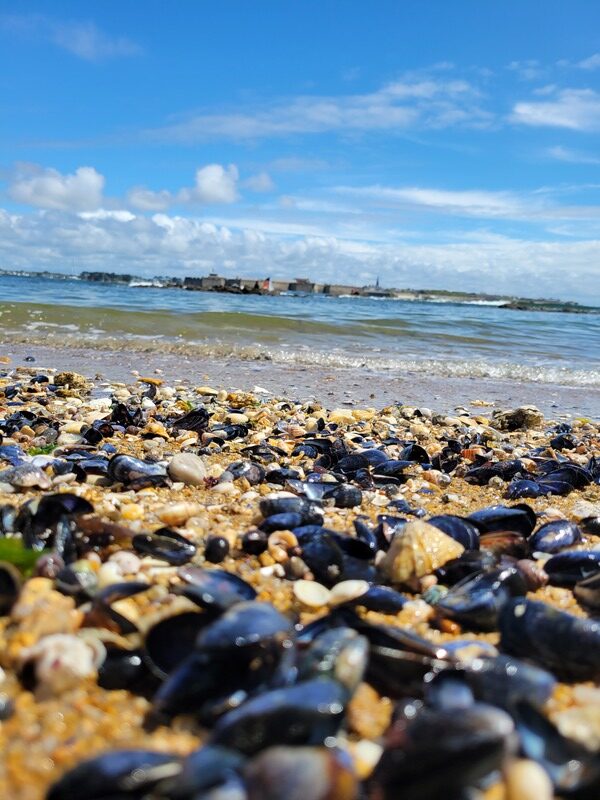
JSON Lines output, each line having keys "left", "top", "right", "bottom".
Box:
{"left": 1, "top": 1, "right": 600, "bottom": 302}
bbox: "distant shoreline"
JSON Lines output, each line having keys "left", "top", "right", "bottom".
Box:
{"left": 1, "top": 267, "right": 597, "bottom": 314}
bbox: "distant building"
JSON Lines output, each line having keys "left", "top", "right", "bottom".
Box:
{"left": 289, "top": 277, "right": 316, "bottom": 294}
{"left": 323, "top": 283, "right": 361, "bottom": 297}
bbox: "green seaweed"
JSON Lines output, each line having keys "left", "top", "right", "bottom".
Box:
{"left": 0, "top": 538, "right": 49, "bottom": 574}
{"left": 27, "top": 444, "right": 57, "bottom": 456}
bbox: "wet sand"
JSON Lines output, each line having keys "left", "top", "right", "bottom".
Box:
{"left": 2, "top": 341, "right": 599, "bottom": 419}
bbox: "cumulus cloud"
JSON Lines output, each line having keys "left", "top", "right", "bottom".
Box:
{"left": 1, "top": 206, "right": 599, "bottom": 303}
{"left": 145, "top": 75, "right": 492, "bottom": 142}
{"left": 9, "top": 164, "right": 105, "bottom": 211}
{"left": 183, "top": 164, "right": 239, "bottom": 204}
{"left": 511, "top": 88, "right": 600, "bottom": 131}
{"left": 0, "top": 13, "right": 142, "bottom": 61}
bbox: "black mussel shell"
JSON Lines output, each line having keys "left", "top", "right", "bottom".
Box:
{"left": 528, "top": 519, "right": 581, "bottom": 554}
{"left": 543, "top": 550, "right": 600, "bottom": 587}
{"left": 177, "top": 567, "right": 257, "bottom": 613}
{"left": 132, "top": 529, "right": 196, "bottom": 566}
{"left": 428, "top": 515, "right": 480, "bottom": 550}
{"left": 468, "top": 504, "right": 536, "bottom": 537}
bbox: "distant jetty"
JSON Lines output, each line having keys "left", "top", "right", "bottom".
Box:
{"left": 0, "top": 268, "right": 596, "bottom": 313}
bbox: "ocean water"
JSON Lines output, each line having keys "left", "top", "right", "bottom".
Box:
{"left": 1, "top": 273, "right": 599, "bottom": 387}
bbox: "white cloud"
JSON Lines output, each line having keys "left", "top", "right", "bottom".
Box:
{"left": 180, "top": 164, "right": 239, "bottom": 204}
{"left": 576, "top": 53, "right": 600, "bottom": 70}
{"left": 146, "top": 75, "right": 492, "bottom": 142}
{"left": 511, "top": 88, "right": 600, "bottom": 131}
{"left": 507, "top": 60, "right": 544, "bottom": 80}
{"left": 1, "top": 206, "right": 599, "bottom": 302}
{"left": 336, "top": 185, "right": 532, "bottom": 219}
{"left": 0, "top": 14, "right": 142, "bottom": 61}
{"left": 127, "top": 187, "right": 173, "bottom": 211}
{"left": 9, "top": 164, "right": 105, "bottom": 211}
{"left": 243, "top": 172, "right": 275, "bottom": 192}
{"left": 545, "top": 145, "right": 600, "bottom": 165}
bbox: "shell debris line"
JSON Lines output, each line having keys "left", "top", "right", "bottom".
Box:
{"left": 0, "top": 367, "right": 599, "bottom": 799}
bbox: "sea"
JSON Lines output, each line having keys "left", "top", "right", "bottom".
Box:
{"left": 1, "top": 273, "right": 599, "bottom": 388}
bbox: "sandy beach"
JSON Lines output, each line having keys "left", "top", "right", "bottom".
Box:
{"left": 3, "top": 341, "right": 600, "bottom": 419}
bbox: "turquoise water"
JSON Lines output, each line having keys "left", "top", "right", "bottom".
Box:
{"left": 1, "top": 273, "right": 599, "bottom": 386}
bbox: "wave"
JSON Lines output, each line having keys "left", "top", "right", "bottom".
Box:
{"left": 1, "top": 328, "right": 599, "bottom": 387}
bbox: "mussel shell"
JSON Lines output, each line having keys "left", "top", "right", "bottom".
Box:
{"left": 164, "top": 745, "right": 245, "bottom": 800}
{"left": 107, "top": 454, "right": 167, "bottom": 485}
{"left": 97, "top": 646, "right": 156, "bottom": 694}
{"left": 132, "top": 529, "right": 196, "bottom": 566}
{"left": 426, "top": 655, "right": 556, "bottom": 713}
{"left": 499, "top": 598, "right": 600, "bottom": 681}
{"left": 543, "top": 550, "right": 600, "bottom": 587}
{"left": 0, "top": 561, "right": 21, "bottom": 615}
{"left": 46, "top": 750, "right": 181, "bottom": 800}
{"left": 528, "top": 519, "right": 581, "bottom": 554}
{"left": 177, "top": 567, "right": 257, "bottom": 612}
{"left": 244, "top": 746, "right": 357, "bottom": 800}
{"left": 144, "top": 611, "right": 211, "bottom": 680}
{"left": 435, "top": 567, "right": 528, "bottom": 631}
{"left": 370, "top": 703, "right": 514, "bottom": 800}
{"left": 468, "top": 504, "right": 536, "bottom": 536}
{"left": 259, "top": 497, "right": 323, "bottom": 523}
{"left": 428, "top": 515, "right": 480, "bottom": 550}
{"left": 435, "top": 550, "right": 498, "bottom": 586}
{"left": 211, "top": 677, "right": 347, "bottom": 756}
{"left": 574, "top": 572, "right": 600, "bottom": 609}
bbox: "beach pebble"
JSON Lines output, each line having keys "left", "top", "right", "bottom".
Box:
{"left": 167, "top": 452, "right": 207, "bottom": 485}
{"left": 293, "top": 579, "right": 331, "bottom": 608}
{"left": 572, "top": 500, "right": 600, "bottom": 521}
{"left": 196, "top": 386, "right": 219, "bottom": 396}
{"left": 19, "top": 633, "right": 106, "bottom": 697}
{"left": 329, "top": 580, "right": 369, "bottom": 605}
{"left": 157, "top": 502, "right": 203, "bottom": 526}
{"left": 504, "top": 759, "right": 553, "bottom": 800}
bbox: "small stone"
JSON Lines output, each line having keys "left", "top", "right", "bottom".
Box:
{"left": 329, "top": 580, "right": 369, "bottom": 605}
{"left": 54, "top": 371, "right": 88, "bottom": 388}
{"left": 293, "top": 579, "right": 331, "bottom": 608}
{"left": 204, "top": 536, "right": 230, "bottom": 563}
{"left": 196, "top": 386, "right": 219, "bottom": 396}
{"left": 157, "top": 502, "right": 203, "bottom": 526}
{"left": 329, "top": 409, "right": 356, "bottom": 425}
{"left": 572, "top": 500, "right": 600, "bottom": 521}
{"left": 504, "top": 759, "right": 553, "bottom": 800}
{"left": 491, "top": 405, "right": 544, "bottom": 432}
{"left": 167, "top": 452, "right": 207, "bottom": 486}
{"left": 227, "top": 413, "right": 249, "bottom": 424}
{"left": 380, "top": 520, "right": 464, "bottom": 584}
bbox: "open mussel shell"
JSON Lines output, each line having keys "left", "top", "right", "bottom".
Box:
{"left": 143, "top": 611, "right": 211, "bottom": 680}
